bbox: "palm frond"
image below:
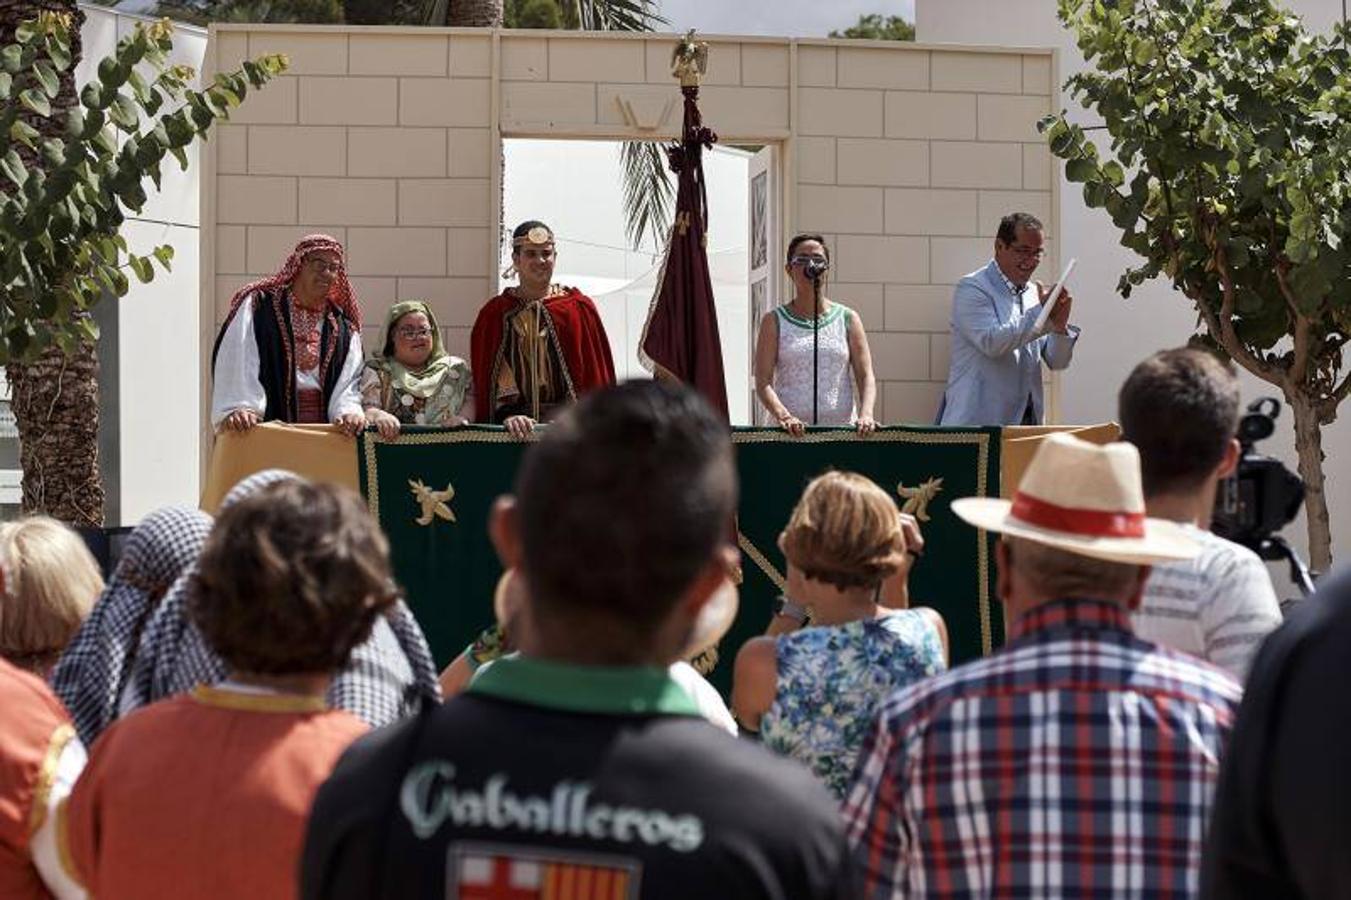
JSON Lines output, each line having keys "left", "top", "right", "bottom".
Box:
{"left": 577, "top": 0, "right": 664, "bottom": 32}
{"left": 620, "top": 141, "right": 674, "bottom": 253}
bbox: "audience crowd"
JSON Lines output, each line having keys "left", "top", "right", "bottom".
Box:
{"left": 0, "top": 349, "right": 1344, "bottom": 899}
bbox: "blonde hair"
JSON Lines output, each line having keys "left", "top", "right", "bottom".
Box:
{"left": 0, "top": 516, "right": 102, "bottom": 672}
{"left": 779, "top": 471, "right": 908, "bottom": 590}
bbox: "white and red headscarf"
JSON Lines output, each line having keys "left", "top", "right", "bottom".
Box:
{"left": 225, "top": 233, "right": 361, "bottom": 331}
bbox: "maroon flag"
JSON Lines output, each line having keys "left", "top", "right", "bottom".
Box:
{"left": 638, "top": 84, "right": 729, "bottom": 420}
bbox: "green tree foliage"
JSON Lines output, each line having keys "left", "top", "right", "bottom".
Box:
{"left": 0, "top": 13, "right": 288, "bottom": 363}
{"left": 1040, "top": 0, "right": 1351, "bottom": 569}
{"left": 829, "top": 13, "right": 915, "bottom": 41}
{"left": 504, "top": 0, "right": 562, "bottom": 29}
{"left": 148, "top": 0, "right": 343, "bottom": 25}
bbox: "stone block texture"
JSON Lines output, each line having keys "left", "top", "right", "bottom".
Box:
{"left": 211, "top": 28, "right": 1052, "bottom": 421}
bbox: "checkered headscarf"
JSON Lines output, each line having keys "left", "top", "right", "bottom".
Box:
{"left": 50, "top": 505, "right": 213, "bottom": 747}
{"left": 124, "top": 469, "right": 441, "bottom": 726}
{"left": 226, "top": 233, "right": 361, "bottom": 331}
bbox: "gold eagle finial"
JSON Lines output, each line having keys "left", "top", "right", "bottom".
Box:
{"left": 671, "top": 29, "right": 710, "bottom": 87}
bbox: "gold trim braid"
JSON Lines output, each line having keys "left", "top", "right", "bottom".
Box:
{"left": 189, "top": 685, "right": 328, "bottom": 714}
{"left": 27, "top": 722, "right": 75, "bottom": 837}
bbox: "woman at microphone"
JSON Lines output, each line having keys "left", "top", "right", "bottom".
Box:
{"left": 753, "top": 234, "right": 878, "bottom": 435}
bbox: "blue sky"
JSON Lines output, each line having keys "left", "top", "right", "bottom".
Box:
{"left": 657, "top": 0, "right": 917, "bottom": 38}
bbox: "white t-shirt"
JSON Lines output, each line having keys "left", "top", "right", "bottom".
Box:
{"left": 668, "top": 661, "right": 737, "bottom": 736}
{"left": 1132, "top": 524, "right": 1283, "bottom": 681}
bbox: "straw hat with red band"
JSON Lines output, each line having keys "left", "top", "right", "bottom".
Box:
{"left": 951, "top": 433, "right": 1201, "bottom": 566}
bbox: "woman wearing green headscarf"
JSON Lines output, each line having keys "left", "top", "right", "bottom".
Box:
{"left": 361, "top": 301, "right": 473, "bottom": 439}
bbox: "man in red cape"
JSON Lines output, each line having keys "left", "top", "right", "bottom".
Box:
{"left": 471, "top": 221, "right": 616, "bottom": 437}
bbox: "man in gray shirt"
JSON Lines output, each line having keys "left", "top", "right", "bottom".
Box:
{"left": 1119, "top": 348, "right": 1282, "bottom": 680}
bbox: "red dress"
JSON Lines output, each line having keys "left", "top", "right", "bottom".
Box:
{"left": 470, "top": 288, "right": 616, "bottom": 423}
{"left": 0, "top": 659, "right": 78, "bottom": 900}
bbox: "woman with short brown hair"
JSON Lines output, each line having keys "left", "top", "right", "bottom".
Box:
{"left": 732, "top": 471, "right": 948, "bottom": 798}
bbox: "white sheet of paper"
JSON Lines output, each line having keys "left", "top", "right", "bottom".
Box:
{"left": 1034, "top": 257, "right": 1077, "bottom": 332}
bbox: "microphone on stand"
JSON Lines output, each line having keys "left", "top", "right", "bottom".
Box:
{"left": 806, "top": 259, "right": 829, "bottom": 426}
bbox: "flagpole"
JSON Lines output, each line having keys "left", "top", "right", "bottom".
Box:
{"left": 811, "top": 271, "right": 821, "bottom": 426}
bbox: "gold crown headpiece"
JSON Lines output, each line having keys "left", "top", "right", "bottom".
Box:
{"left": 512, "top": 226, "right": 555, "bottom": 248}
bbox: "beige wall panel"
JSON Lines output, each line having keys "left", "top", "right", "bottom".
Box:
{"left": 796, "top": 137, "right": 836, "bottom": 185}
{"left": 349, "top": 128, "right": 447, "bottom": 177}
{"left": 798, "top": 185, "right": 884, "bottom": 234}
{"left": 931, "top": 236, "right": 995, "bottom": 285}
{"left": 501, "top": 36, "right": 548, "bottom": 81}
{"left": 798, "top": 45, "right": 836, "bottom": 87}
{"left": 883, "top": 380, "right": 945, "bottom": 423}
{"left": 397, "top": 277, "right": 491, "bottom": 328}
{"left": 348, "top": 227, "right": 448, "bottom": 277}
{"left": 501, "top": 82, "right": 597, "bottom": 127}
{"left": 869, "top": 332, "right": 931, "bottom": 380}
{"left": 884, "top": 188, "right": 979, "bottom": 236}
{"left": 884, "top": 91, "right": 975, "bottom": 140}
{"left": 931, "top": 50, "right": 1022, "bottom": 94}
{"left": 595, "top": 84, "right": 677, "bottom": 127}
{"left": 978, "top": 190, "right": 1052, "bottom": 234}
{"left": 246, "top": 225, "right": 347, "bottom": 274}
{"left": 299, "top": 178, "right": 396, "bottom": 226}
{"left": 448, "top": 227, "right": 491, "bottom": 277}
{"left": 215, "top": 124, "right": 248, "bottom": 174}
{"left": 1023, "top": 143, "right": 1052, "bottom": 190}
{"left": 700, "top": 86, "right": 790, "bottom": 133}
{"left": 215, "top": 273, "right": 263, "bottom": 323}
{"left": 550, "top": 38, "right": 644, "bottom": 84}
{"left": 930, "top": 333, "right": 952, "bottom": 382}
{"left": 976, "top": 94, "right": 1050, "bottom": 142}
{"left": 247, "top": 126, "right": 346, "bottom": 176}
{"left": 836, "top": 138, "right": 929, "bottom": 187}
{"left": 348, "top": 276, "right": 397, "bottom": 316}
{"left": 885, "top": 284, "right": 953, "bottom": 332}
{"left": 831, "top": 282, "right": 884, "bottom": 330}
{"left": 301, "top": 77, "right": 396, "bottom": 126}
{"left": 215, "top": 31, "right": 249, "bottom": 73}
{"left": 834, "top": 235, "right": 929, "bottom": 283}
{"left": 741, "top": 44, "right": 789, "bottom": 87}
{"left": 1023, "top": 55, "right": 1052, "bottom": 95}
{"left": 249, "top": 32, "right": 347, "bottom": 75}
{"left": 798, "top": 88, "right": 882, "bottom": 137}
{"left": 228, "top": 77, "right": 296, "bottom": 125}
{"left": 838, "top": 47, "right": 929, "bottom": 90}
{"left": 350, "top": 33, "right": 448, "bottom": 77}
{"left": 218, "top": 175, "right": 297, "bottom": 225}
{"left": 401, "top": 78, "right": 492, "bottom": 127}
{"left": 448, "top": 128, "right": 493, "bottom": 178}
{"left": 398, "top": 179, "right": 491, "bottom": 227}
{"left": 216, "top": 225, "right": 247, "bottom": 274}
{"left": 450, "top": 36, "right": 492, "bottom": 78}
{"left": 930, "top": 141, "right": 1022, "bottom": 189}
{"left": 443, "top": 326, "right": 472, "bottom": 360}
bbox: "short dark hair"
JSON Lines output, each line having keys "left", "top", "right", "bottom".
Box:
{"left": 996, "top": 212, "right": 1043, "bottom": 245}
{"left": 786, "top": 233, "right": 830, "bottom": 264}
{"left": 1119, "top": 348, "right": 1239, "bottom": 496}
{"left": 515, "top": 380, "right": 736, "bottom": 647}
{"left": 189, "top": 481, "right": 398, "bottom": 675}
{"left": 511, "top": 220, "right": 553, "bottom": 252}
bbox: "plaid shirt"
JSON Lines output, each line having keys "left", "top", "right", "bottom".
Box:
{"left": 843, "top": 598, "right": 1242, "bottom": 899}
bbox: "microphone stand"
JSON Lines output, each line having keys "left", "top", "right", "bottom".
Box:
{"left": 810, "top": 270, "right": 822, "bottom": 426}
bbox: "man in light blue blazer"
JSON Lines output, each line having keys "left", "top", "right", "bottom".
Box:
{"left": 937, "top": 212, "right": 1080, "bottom": 426}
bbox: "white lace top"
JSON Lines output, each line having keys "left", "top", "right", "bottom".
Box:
{"left": 771, "top": 303, "right": 856, "bottom": 425}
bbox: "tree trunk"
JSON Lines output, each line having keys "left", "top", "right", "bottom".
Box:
{"left": 1, "top": 1, "right": 100, "bottom": 526}
{"left": 447, "top": 0, "right": 504, "bottom": 26}
{"left": 1287, "top": 391, "right": 1333, "bottom": 573}
{"left": 7, "top": 343, "right": 104, "bottom": 526}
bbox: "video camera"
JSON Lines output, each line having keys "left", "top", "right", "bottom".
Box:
{"left": 1211, "top": 397, "right": 1315, "bottom": 596}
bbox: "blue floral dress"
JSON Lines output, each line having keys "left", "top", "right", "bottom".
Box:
{"left": 760, "top": 610, "right": 946, "bottom": 798}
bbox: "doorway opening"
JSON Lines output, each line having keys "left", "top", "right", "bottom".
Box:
{"left": 501, "top": 137, "right": 776, "bottom": 425}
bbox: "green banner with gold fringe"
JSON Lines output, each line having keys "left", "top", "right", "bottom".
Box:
{"left": 359, "top": 425, "right": 1002, "bottom": 695}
